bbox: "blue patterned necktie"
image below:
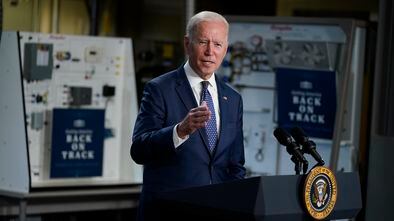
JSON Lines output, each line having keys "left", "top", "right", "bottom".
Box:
{"left": 201, "top": 81, "right": 217, "bottom": 152}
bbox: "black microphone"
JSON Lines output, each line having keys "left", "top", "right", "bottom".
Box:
{"left": 273, "top": 127, "right": 307, "bottom": 164}
{"left": 290, "top": 127, "right": 325, "bottom": 166}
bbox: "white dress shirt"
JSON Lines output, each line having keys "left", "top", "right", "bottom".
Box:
{"left": 173, "top": 61, "right": 221, "bottom": 148}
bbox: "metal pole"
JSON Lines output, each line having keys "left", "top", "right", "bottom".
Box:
{"left": 89, "top": 0, "right": 98, "bottom": 36}
{"left": 51, "top": 0, "right": 59, "bottom": 33}
{"left": 185, "top": 0, "right": 195, "bottom": 24}
{"left": 0, "top": 0, "right": 3, "bottom": 42}
{"left": 32, "top": 0, "right": 40, "bottom": 32}
{"left": 329, "top": 22, "right": 356, "bottom": 171}
{"left": 19, "top": 199, "right": 27, "bottom": 221}
{"left": 184, "top": 0, "right": 195, "bottom": 60}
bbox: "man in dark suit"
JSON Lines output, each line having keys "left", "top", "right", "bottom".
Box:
{"left": 130, "top": 11, "right": 246, "bottom": 220}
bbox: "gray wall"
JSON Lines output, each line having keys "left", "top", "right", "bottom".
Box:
{"left": 365, "top": 0, "right": 394, "bottom": 220}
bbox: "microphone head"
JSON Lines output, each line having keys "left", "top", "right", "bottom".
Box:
{"left": 273, "top": 128, "right": 293, "bottom": 146}
{"left": 290, "top": 126, "right": 309, "bottom": 144}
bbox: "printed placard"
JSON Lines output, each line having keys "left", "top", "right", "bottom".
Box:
{"left": 276, "top": 68, "right": 336, "bottom": 139}
{"left": 50, "top": 108, "right": 105, "bottom": 178}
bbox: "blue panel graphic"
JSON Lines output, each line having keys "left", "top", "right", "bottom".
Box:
{"left": 50, "top": 109, "right": 105, "bottom": 178}
{"left": 276, "top": 68, "right": 336, "bottom": 139}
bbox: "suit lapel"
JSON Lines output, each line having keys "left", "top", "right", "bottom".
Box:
{"left": 175, "top": 67, "right": 197, "bottom": 111}
{"left": 175, "top": 67, "right": 210, "bottom": 152}
{"left": 212, "top": 78, "right": 230, "bottom": 157}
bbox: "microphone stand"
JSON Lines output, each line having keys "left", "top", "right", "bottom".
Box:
{"left": 301, "top": 141, "right": 324, "bottom": 173}
{"left": 302, "top": 160, "right": 309, "bottom": 174}
{"left": 300, "top": 148, "right": 309, "bottom": 174}
{"left": 290, "top": 155, "right": 302, "bottom": 175}
{"left": 288, "top": 147, "right": 308, "bottom": 175}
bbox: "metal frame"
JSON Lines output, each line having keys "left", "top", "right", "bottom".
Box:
{"left": 224, "top": 15, "right": 366, "bottom": 171}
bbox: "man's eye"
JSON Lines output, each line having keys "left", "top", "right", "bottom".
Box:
{"left": 199, "top": 41, "right": 208, "bottom": 45}
{"left": 214, "top": 43, "right": 222, "bottom": 48}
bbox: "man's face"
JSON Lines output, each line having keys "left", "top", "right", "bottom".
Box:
{"left": 185, "top": 20, "right": 228, "bottom": 80}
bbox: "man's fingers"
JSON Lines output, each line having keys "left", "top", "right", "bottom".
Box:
{"left": 182, "top": 105, "right": 212, "bottom": 132}
{"left": 192, "top": 105, "right": 208, "bottom": 112}
{"left": 191, "top": 115, "right": 209, "bottom": 123}
{"left": 191, "top": 110, "right": 209, "bottom": 118}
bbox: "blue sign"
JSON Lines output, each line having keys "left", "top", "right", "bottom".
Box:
{"left": 50, "top": 108, "right": 105, "bottom": 178}
{"left": 276, "top": 68, "right": 336, "bottom": 139}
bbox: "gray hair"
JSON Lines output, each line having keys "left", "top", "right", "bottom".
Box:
{"left": 186, "top": 11, "right": 229, "bottom": 40}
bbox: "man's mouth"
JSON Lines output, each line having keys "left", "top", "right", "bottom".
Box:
{"left": 202, "top": 60, "right": 215, "bottom": 64}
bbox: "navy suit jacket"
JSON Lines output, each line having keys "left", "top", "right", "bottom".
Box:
{"left": 130, "top": 66, "right": 245, "bottom": 219}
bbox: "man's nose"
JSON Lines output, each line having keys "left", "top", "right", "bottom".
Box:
{"left": 204, "top": 42, "right": 213, "bottom": 55}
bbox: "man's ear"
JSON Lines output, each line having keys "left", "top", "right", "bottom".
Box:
{"left": 184, "top": 36, "right": 190, "bottom": 54}
{"left": 184, "top": 36, "right": 190, "bottom": 46}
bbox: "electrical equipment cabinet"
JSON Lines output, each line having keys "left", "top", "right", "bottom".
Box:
{"left": 0, "top": 31, "right": 142, "bottom": 197}
{"left": 219, "top": 17, "right": 366, "bottom": 176}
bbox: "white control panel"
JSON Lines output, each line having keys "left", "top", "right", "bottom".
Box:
{"left": 219, "top": 20, "right": 364, "bottom": 176}
{"left": 19, "top": 32, "right": 142, "bottom": 187}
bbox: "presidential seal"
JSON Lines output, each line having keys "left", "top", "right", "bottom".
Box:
{"left": 304, "top": 166, "right": 337, "bottom": 220}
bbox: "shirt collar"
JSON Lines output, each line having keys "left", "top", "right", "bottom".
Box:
{"left": 184, "top": 61, "right": 216, "bottom": 89}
